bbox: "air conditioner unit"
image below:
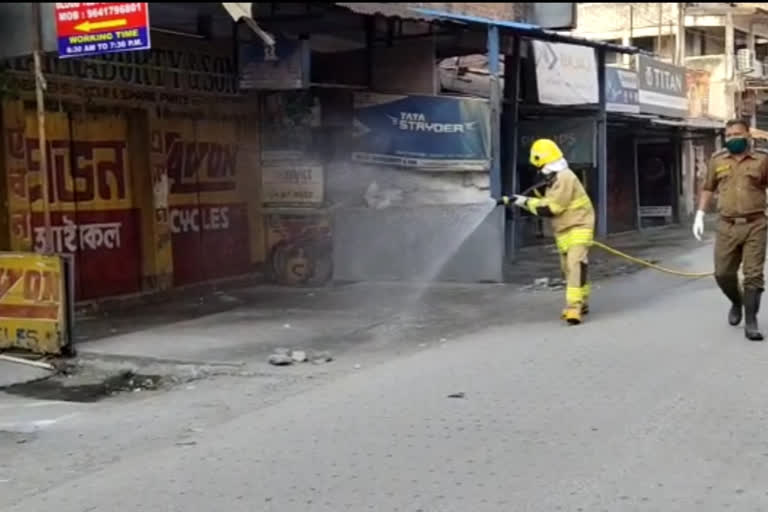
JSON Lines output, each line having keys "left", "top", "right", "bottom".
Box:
{"left": 737, "top": 48, "right": 755, "bottom": 73}
{"left": 755, "top": 60, "right": 765, "bottom": 78}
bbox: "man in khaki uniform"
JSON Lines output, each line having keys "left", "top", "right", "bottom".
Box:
{"left": 499, "top": 138, "right": 595, "bottom": 325}
{"left": 693, "top": 119, "right": 768, "bottom": 341}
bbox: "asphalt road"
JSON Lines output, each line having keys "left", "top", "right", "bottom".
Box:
{"left": 3, "top": 243, "right": 767, "bottom": 511}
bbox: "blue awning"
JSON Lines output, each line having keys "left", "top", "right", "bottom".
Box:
{"left": 408, "top": 7, "right": 639, "bottom": 54}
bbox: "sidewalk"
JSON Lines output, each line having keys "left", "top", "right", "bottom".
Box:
{"left": 1, "top": 222, "right": 713, "bottom": 392}
{"left": 74, "top": 223, "right": 709, "bottom": 360}
{"left": 505, "top": 222, "right": 712, "bottom": 285}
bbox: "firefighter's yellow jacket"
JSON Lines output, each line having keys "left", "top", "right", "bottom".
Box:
{"left": 523, "top": 169, "right": 595, "bottom": 253}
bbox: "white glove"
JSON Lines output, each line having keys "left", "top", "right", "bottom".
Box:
{"left": 512, "top": 195, "right": 528, "bottom": 207}
{"left": 692, "top": 210, "right": 705, "bottom": 241}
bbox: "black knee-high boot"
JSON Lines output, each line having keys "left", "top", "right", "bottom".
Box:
{"left": 715, "top": 274, "right": 743, "bottom": 326}
{"left": 744, "top": 288, "right": 764, "bottom": 341}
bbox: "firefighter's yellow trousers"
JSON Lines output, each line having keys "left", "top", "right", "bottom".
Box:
{"left": 559, "top": 243, "right": 590, "bottom": 321}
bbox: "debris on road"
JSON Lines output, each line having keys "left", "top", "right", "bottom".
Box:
{"left": 268, "top": 349, "right": 333, "bottom": 367}
{"left": 311, "top": 351, "right": 333, "bottom": 364}
{"left": 523, "top": 276, "right": 566, "bottom": 292}
{"left": 291, "top": 350, "right": 307, "bottom": 363}
{"left": 447, "top": 392, "right": 466, "bottom": 399}
{"left": 268, "top": 354, "right": 293, "bottom": 366}
{"left": 0, "top": 354, "right": 56, "bottom": 372}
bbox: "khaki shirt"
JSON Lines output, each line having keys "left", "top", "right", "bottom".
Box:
{"left": 542, "top": 169, "right": 595, "bottom": 235}
{"left": 703, "top": 148, "right": 768, "bottom": 217}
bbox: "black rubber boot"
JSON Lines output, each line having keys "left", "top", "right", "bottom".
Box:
{"left": 729, "top": 304, "right": 743, "bottom": 327}
{"left": 744, "top": 288, "right": 764, "bottom": 342}
{"left": 716, "top": 275, "right": 743, "bottom": 326}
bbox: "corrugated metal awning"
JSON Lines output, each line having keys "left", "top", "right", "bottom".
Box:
{"left": 333, "top": 4, "right": 638, "bottom": 54}
{"left": 651, "top": 117, "right": 724, "bottom": 130}
{"left": 610, "top": 112, "right": 723, "bottom": 130}
{"left": 333, "top": 3, "right": 441, "bottom": 23}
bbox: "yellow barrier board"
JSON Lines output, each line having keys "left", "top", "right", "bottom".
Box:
{"left": 0, "top": 252, "right": 68, "bottom": 355}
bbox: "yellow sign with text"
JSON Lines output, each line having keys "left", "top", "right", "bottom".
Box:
{"left": 0, "top": 252, "right": 68, "bottom": 355}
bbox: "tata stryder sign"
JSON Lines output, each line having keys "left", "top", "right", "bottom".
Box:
{"left": 55, "top": 2, "right": 151, "bottom": 59}
{"left": 351, "top": 93, "right": 491, "bottom": 171}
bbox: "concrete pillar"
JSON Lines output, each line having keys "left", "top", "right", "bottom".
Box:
{"left": 142, "top": 111, "right": 174, "bottom": 292}
{"left": 725, "top": 13, "right": 735, "bottom": 80}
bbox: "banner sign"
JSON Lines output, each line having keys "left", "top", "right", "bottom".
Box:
{"left": 55, "top": 2, "right": 151, "bottom": 59}
{"left": 351, "top": 93, "right": 491, "bottom": 171}
{"left": 637, "top": 55, "right": 688, "bottom": 117}
{"left": 533, "top": 40, "right": 598, "bottom": 105}
{"left": 606, "top": 67, "right": 640, "bottom": 114}
{"left": 262, "top": 163, "right": 324, "bottom": 206}
{"left": 518, "top": 118, "right": 595, "bottom": 166}
{"left": 0, "top": 252, "right": 69, "bottom": 355}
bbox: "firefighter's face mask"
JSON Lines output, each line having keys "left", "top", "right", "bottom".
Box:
{"left": 540, "top": 158, "right": 568, "bottom": 175}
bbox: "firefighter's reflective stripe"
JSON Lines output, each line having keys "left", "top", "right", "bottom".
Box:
{"left": 524, "top": 197, "right": 546, "bottom": 215}
{"left": 568, "top": 195, "right": 592, "bottom": 210}
{"left": 525, "top": 194, "right": 591, "bottom": 216}
{"left": 555, "top": 228, "right": 594, "bottom": 253}
{"left": 566, "top": 286, "right": 583, "bottom": 305}
{"left": 581, "top": 283, "right": 591, "bottom": 299}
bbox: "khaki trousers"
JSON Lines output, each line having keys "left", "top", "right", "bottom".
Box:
{"left": 714, "top": 217, "right": 767, "bottom": 291}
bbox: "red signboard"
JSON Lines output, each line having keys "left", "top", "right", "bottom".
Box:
{"left": 55, "top": 3, "right": 151, "bottom": 58}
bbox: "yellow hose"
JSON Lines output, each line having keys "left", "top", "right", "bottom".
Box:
{"left": 592, "top": 240, "right": 714, "bottom": 278}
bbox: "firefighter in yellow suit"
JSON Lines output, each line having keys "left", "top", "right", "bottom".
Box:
{"left": 499, "top": 139, "right": 596, "bottom": 325}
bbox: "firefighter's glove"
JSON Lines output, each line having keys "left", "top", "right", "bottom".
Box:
{"left": 496, "top": 195, "right": 529, "bottom": 208}
{"left": 511, "top": 195, "right": 529, "bottom": 208}
{"left": 692, "top": 209, "right": 705, "bottom": 241}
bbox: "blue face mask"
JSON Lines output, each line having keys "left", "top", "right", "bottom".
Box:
{"left": 725, "top": 137, "right": 748, "bottom": 154}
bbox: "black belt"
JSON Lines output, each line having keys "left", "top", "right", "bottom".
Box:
{"left": 720, "top": 213, "right": 765, "bottom": 225}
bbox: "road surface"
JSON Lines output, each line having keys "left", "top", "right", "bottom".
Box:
{"left": 1, "top": 243, "right": 766, "bottom": 511}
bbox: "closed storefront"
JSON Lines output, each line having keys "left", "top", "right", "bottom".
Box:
{"left": 607, "top": 131, "right": 638, "bottom": 233}
{"left": 4, "top": 107, "right": 142, "bottom": 300}
{"left": 163, "top": 116, "right": 253, "bottom": 286}
{"left": 636, "top": 137, "right": 679, "bottom": 228}
{"left": 0, "top": 32, "right": 265, "bottom": 301}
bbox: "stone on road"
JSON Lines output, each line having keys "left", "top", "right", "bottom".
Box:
{"left": 4, "top": 244, "right": 768, "bottom": 511}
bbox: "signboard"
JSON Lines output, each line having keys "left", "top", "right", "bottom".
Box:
{"left": 239, "top": 37, "right": 310, "bottom": 90}
{"left": 606, "top": 67, "right": 640, "bottom": 114}
{"left": 637, "top": 55, "right": 688, "bottom": 118}
{"left": 2, "top": 33, "right": 238, "bottom": 100}
{"left": 0, "top": 252, "right": 69, "bottom": 355}
{"left": 639, "top": 206, "right": 673, "bottom": 218}
{"left": 351, "top": 93, "right": 491, "bottom": 171}
{"left": 518, "top": 118, "right": 595, "bottom": 166}
{"left": 262, "top": 163, "right": 324, "bottom": 206}
{"left": 532, "top": 40, "right": 598, "bottom": 105}
{"left": 55, "top": 3, "right": 150, "bottom": 59}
